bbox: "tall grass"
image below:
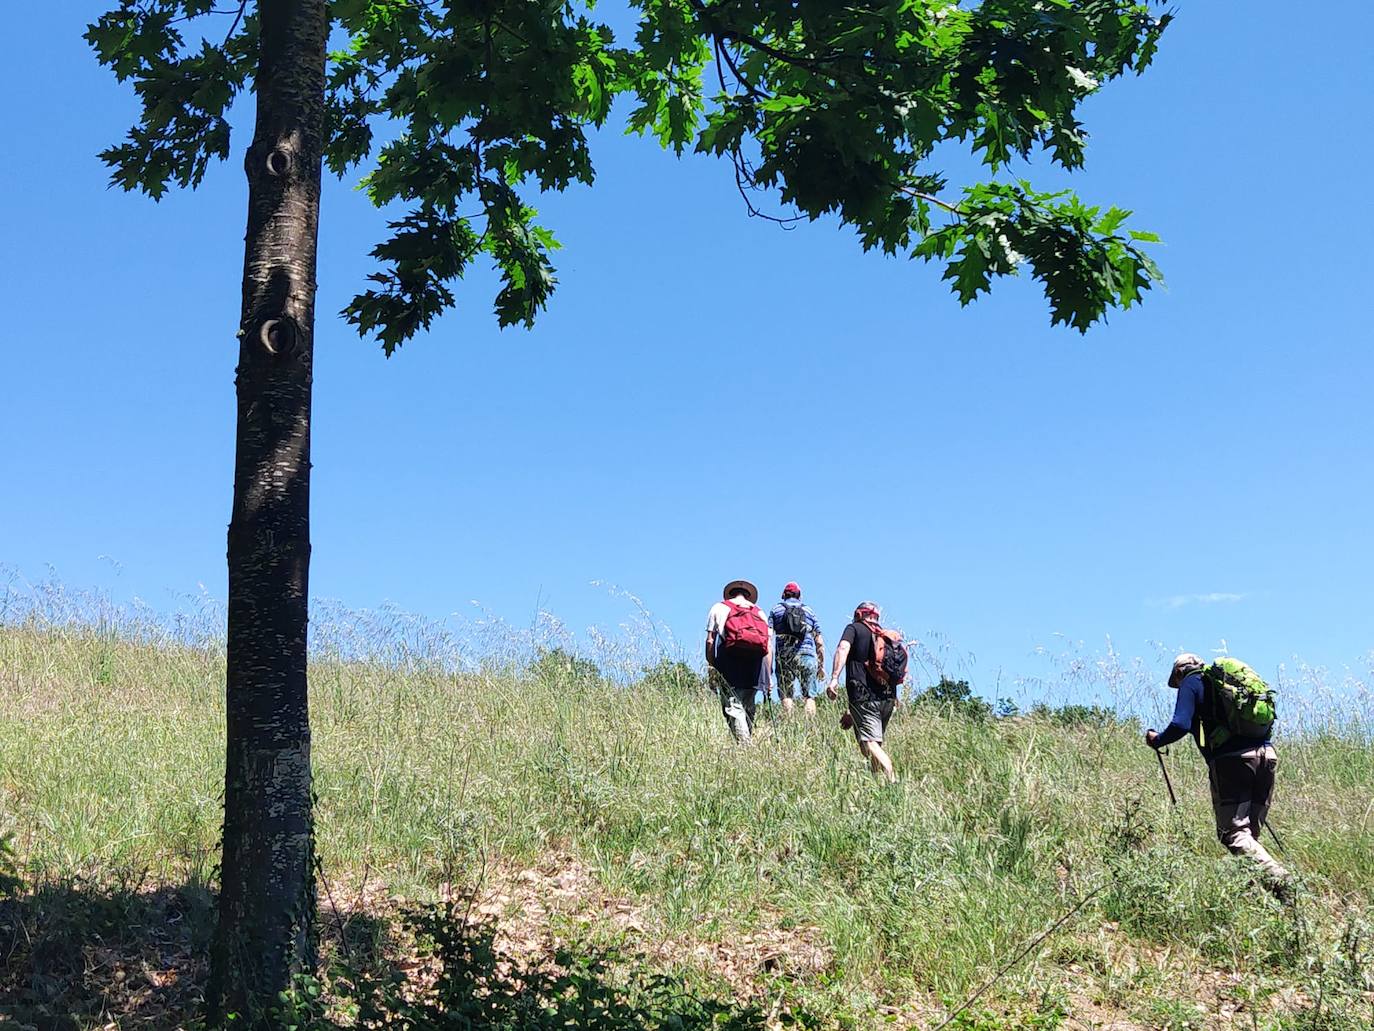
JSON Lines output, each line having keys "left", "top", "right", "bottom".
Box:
{"left": 1, "top": 577, "right": 1372, "bottom": 1027}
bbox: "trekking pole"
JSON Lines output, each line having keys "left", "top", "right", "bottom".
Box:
{"left": 1155, "top": 748, "right": 1177, "bottom": 807}
{"left": 1265, "top": 821, "right": 1287, "bottom": 855}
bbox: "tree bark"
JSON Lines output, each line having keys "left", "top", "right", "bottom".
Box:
{"left": 207, "top": 1, "right": 328, "bottom": 1024}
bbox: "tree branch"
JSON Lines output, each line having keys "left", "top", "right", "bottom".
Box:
{"left": 933, "top": 884, "right": 1106, "bottom": 1031}
{"left": 690, "top": 0, "right": 844, "bottom": 70}
{"left": 728, "top": 144, "right": 803, "bottom": 227}
{"left": 900, "top": 186, "right": 964, "bottom": 217}
{"left": 224, "top": 0, "right": 248, "bottom": 46}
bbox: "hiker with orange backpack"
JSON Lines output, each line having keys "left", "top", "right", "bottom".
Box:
{"left": 826, "top": 602, "right": 908, "bottom": 783}
{"left": 705, "top": 579, "right": 772, "bottom": 743}
{"left": 1146, "top": 653, "right": 1292, "bottom": 893}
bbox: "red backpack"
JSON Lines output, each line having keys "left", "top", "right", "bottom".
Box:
{"left": 721, "top": 601, "right": 769, "bottom": 655}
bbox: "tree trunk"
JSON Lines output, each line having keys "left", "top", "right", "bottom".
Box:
{"left": 207, "top": 1, "right": 329, "bottom": 1024}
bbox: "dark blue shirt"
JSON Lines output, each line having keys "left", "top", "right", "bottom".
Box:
{"left": 1154, "top": 671, "right": 1270, "bottom": 758}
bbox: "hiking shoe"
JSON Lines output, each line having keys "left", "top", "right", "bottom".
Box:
{"left": 1269, "top": 877, "right": 1298, "bottom": 906}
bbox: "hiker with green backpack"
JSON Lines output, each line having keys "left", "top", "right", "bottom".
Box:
{"left": 1146, "top": 653, "right": 1292, "bottom": 891}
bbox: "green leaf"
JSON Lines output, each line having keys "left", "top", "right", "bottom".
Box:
{"left": 1095, "top": 206, "right": 1131, "bottom": 236}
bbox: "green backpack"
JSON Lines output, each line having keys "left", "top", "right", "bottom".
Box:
{"left": 1201, "top": 657, "right": 1277, "bottom": 747}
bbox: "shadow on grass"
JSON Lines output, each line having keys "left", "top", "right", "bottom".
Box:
{"left": 0, "top": 876, "right": 213, "bottom": 1030}
{"left": 0, "top": 875, "right": 391, "bottom": 1030}
{"left": 0, "top": 881, "right": 783, "bottom": 1031}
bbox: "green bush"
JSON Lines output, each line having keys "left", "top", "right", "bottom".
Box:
{"left": 635, "top": 658, "right": 707, "bottom": 695}
{"left": 293, "top": 899, "right": 782, "bottom": 1030}
{"left": 1029, "top": 702, "right": 1126, "bottom": 729}
{"left": 911, "top": 677, "right": 994, "bottom": 721}
{"left": 527, "top": 647, "right": 604, "bottom": 688}
{"left": 942, "top": 995, "right": 1067, "bottom": 1030}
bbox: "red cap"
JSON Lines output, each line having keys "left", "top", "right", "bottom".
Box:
{"left": 783, "top": 582, "right": 802, "bottom": 597}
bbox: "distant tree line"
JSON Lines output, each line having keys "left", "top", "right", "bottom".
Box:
{"left": 909, "top": 676, "right": 1126, "bottom": 729}
{"left": 526, "top": 653, "right": 1125, "bottom": 730}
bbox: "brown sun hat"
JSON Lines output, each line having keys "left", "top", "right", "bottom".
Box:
{"left": 1168, "top": 652, "right": 1205, "bottom": 689}
{"left": 722, "top": 579, "right": 759, "bottom": 604}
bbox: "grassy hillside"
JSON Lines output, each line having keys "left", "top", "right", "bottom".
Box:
{"left": 1, "top": 624, "right": 1372, "bottom": 1029}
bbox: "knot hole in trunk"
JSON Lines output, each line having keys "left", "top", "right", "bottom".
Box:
{"left": 265, "top": 148, "right": 292, "bottom": 177}
{"left": 259, "top": 318, "right": 301, "bottom": 359}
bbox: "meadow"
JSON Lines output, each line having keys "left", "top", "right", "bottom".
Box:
{"left": 1, "top": 590, "right": 1371, "bottom": 1029}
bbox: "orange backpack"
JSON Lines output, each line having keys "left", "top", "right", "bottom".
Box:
{"left": 863, "top": 619, "right": 909, "bottom": 691}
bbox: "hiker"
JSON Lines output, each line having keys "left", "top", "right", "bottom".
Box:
{"left": 769, "top": 582, "right": 825, "bottom": 715}
{"left": 827, "top": 602, "right": 907, "bottom": 783}
{"left": 705, "top": 579, "right": 772, "bottom": 743}
{"left": 1146, "top": 653, "right": 1292, "bottom": 891}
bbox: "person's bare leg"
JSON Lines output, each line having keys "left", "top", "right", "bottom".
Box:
{"left": 803, "top": 696, "right": 817, "bottom": 716}
{"left": 782, "top": 696, "right": 795, "bottom": 715}
{"left": 862, "top": 742, "right": 896, "bottom": 784}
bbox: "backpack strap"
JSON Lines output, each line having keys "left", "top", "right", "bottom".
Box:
{"left": 1197, "top": 663, "right": 1225, "bottom": 752}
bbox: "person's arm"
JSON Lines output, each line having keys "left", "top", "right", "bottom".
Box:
{"left": 1147, "top": 674, "right": 1200, "bottom": 748}
{"left": 808, "top": 609, "right": 825, "bottom": 675}
{"left": 766, "top": 606, "right": 780, "bottom": 675}
{"left": 704, "top": 606, "right": 721, "bottom": 669}
{"left": 828, "top": 640, "right": 850, "bottom": 699}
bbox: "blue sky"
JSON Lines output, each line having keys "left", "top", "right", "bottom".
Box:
{"left": 2, "top": 4, "right": 1371, "bottom": 703}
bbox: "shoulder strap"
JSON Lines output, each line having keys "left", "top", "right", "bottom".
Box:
{"left": 1197, "top": 664, "right": 1222, "bottom": 745}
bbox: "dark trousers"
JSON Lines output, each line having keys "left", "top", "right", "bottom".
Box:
{"left": 712, "top": 647, "right": 766, "bottom": 743}
{"left": 1207, "top": 745, "right": 1288, "bottom": 882}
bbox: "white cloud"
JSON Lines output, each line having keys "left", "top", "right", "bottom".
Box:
{"left": 1150, "top": 592, "right": 1249, "bottom": 610}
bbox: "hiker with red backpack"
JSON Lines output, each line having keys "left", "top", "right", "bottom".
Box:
{"left": 1146, "top": 653, "right": 1292, "bottom": 894}
{"left": 826, "top": 602, "right": 908, "bottom": 783}
{"left": 705, "top": 579, "right": 772, "bottom": 743}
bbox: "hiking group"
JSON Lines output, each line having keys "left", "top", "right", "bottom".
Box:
{"left": 705, "top": 579, "right": 907, "bottom": 784}
{"left": 706, "top": 580, "right": 1295, "bottom": 893}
